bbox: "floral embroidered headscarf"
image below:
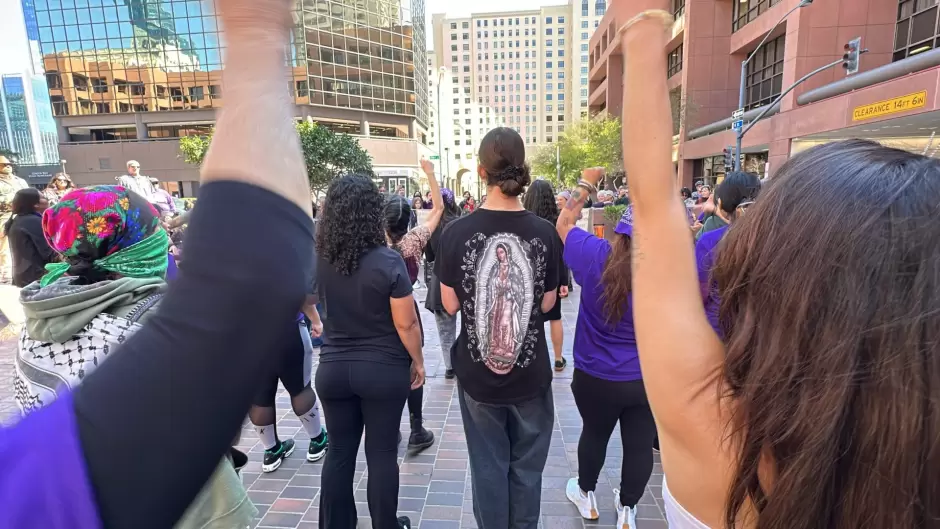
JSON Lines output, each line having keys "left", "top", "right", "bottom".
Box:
{"left": 40, "top": 185, "right": 169, "bottom": 286}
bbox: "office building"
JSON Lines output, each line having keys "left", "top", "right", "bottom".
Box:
{"left": 30, "top": 0, "right": 429, "bottom": 192}
{"left": 0, "top": 73, "right": 60, "bottom": 165}
{"left": 589, "top": 0, "right": 929, "bottom": 184}
{"left": 429, "top": 0, "right": 607, "bottom": 164}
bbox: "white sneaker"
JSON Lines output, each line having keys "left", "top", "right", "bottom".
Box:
{"left": 565, "top": 477, "right": 599, "bottom": 520}
{"left": 613, "top": 489, "right": 638, "bottom": 529}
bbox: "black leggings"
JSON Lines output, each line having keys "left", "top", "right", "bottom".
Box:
{"left": 249, "top": 322, "right": 317, "bottom": 427}
{"left": 315, "top": 359, "right": 410, "bottom": 529}
{"left": 571, "top": 369, "right": 655, "bottom": 508}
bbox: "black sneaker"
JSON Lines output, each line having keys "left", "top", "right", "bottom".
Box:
{"left": 307, "top": 429, "right": 328, "bottom": 462}
{"left": 262, "top": 439, "right": 295, "bottom": 473}
{"left": 444, "top": 369, "right": 456, "bottom": 379}
{"left": 408, "top": 423, "right": 435, "bottom": 454}
{"left": 397, "top": 516, "right": 412, "bottom": 529}
{"left": 554, "top": 357, "right": 567, "bottom": 371}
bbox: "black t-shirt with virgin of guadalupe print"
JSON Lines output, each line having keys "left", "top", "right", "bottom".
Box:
{"left": 437, "top": 209, "right": 561, "bottom": 404}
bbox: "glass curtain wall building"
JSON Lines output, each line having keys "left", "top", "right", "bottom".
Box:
{"left": 33, "top": 0, "right": 427, "bottom": 133}
{"left": 0, "top": 74, "right": 60, "bottom": 165}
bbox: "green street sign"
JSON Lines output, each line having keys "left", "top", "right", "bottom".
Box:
{"left": 430, "top": 155, "right": 440, "bottom": 160}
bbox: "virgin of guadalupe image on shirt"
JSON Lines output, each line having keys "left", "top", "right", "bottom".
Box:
{"left": 473, "top": 234, "right": 534, "bottom": 375}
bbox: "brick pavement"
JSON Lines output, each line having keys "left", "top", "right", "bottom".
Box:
{"left": 238, "top": 287, "right": 667, "bottom": 529}
{"left": 0, "top": 285, "right": 667, "bottom": 528}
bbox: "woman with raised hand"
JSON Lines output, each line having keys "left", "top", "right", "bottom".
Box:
{"left": 555, "top": 172, "right": 654, "bottom": 529}
{"left": 621, "top": 4, "right": 940, "bottom": 529}
{"left": 384, "top": 158, "right": 444, "bottom": 453}
{"left": 316, "top": 173, "right": 425, "bottom": 529}
{"left": 0, "top": 0, "right": 319, "bottom": 526}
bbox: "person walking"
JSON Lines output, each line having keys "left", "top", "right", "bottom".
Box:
{"left": 384, "top": 158, "right": 443, "bottom": 453}
{"left": 556, "top": 171, "right": 655, "bottom": 528}
{"left": 43, "top": 172, "right": 75, "bottom": 206}
{"left": 0, "top": 155, "right": 29, "bottom": 284}
{"left": 436, "top": 127, "right": 560, "bottom": 529}
{"left": 523, "top": 179, "right": 570, "bottom": 371}
{"left": 315, "top": 174, "right": 424, "bottom": 529}
{"left": 5, "top": 188, "right": 55, "bottom": 287}
{"left": 423, "top": 187, "right": 462, "bottom": 379}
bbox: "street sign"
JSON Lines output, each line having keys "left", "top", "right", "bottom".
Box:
{"left": 732, "top": 108, "right": 745, "bottom": 119}
{"left": 430, "top": 155, "right": 440, "bottom": 160}
{"left": 732, "top": 119, "right": 744, "bottom": 132}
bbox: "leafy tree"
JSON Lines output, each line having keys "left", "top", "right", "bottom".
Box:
{"left": 178, "top": 121, "right": 374, "bottom": 195}
{"left": 529, "top": 116, "right": 622, "bottom": 190}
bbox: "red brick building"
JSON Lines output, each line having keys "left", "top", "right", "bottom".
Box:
{"left": 589, "top": 0, "right": 939, "bottom": 184}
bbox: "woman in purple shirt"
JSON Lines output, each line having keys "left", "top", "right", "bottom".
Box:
{"left": 0, "top": 1, "right": 322, "bottom": 527}
{"left": 555, "top": 168, "right": 655, "bottom": 529}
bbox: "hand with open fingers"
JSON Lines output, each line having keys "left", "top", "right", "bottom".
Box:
{"left": 581, "top": 167, "right": 606, "bottom": 187}
{"left": 420, "top": 158, "right": 435, "bottom": 176}
{"left": 411, "top": 363, "right": 426, "bottom": 389}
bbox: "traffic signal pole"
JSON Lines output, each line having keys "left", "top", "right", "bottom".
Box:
{"left": 734, "top": 42, "right": 866, "bottom": 172}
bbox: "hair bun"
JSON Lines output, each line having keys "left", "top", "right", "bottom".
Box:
{"left": 494, "top": 164, "right": 531, "bottom": 197}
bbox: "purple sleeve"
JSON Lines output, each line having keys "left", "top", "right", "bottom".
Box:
{"left": 563, "top": 227, "right": 610, "bottom": 286}
{"left": 694, "top": 226, "right": 727, "bottom": 336}
{"left": 0, "top": 392, "right": 101, "bottom": 528}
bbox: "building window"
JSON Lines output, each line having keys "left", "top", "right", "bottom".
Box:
{"left": 582, "top": 0, "right": 589, "bottom": 16}
{"left": 546, "top": 17, "right": 553, "bottom": 24}
{"left": 733, "top": 0, "right": 782, "bottom": 32}
{"left": 673, "top": 0, "right": 686, "bottom": 18}
{"left": 667, "top": 44, "right": 684, "bottom": 78}
{"left": 596, "top": 0, "right": 607, "bottom": 15}
{"left": 451, "top": 23, "right": 458, "bottom": 29}
{"left": 744, "top": 35, "right": 785, "bottom": 109}
{"left": 895, "top": 0, "right": 940, "bottom": 61}
{"left": 45, "top": 72, "right": 62, "bottom": 89}
{"left": 463, "top": 21, "right": 470, "bottom": 28}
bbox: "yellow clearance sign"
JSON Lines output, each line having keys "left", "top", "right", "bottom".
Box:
{"left": 852, "top": 91, "right": 928, "bottom": 121}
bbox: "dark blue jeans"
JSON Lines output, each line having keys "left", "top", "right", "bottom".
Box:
{"left": 458, "top": 385, "right": 554, "bottom": 529}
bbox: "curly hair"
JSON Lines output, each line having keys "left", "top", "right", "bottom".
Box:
{"left": 316, "top": 174, "right": 387, "bottom": 275}
{"left": 522, "top": 179, "right": 559, "bottom": 225}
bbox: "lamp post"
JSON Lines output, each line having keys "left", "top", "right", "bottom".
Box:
{"left": 444, "top": 147, "right": 451, "bottom": 188}
{"left": 734, "top": 0, "right": 812, "bottom": 171}
{"left": 59, "top": 159, "right": 67, "bottom": 173}
{"left": 436, "top": 66, "right": 446, "bottom": 183}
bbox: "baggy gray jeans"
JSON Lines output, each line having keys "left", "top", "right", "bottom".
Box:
{"left": 433, "top": 310, "right": 457, "bottom": 370}
{"left": 458, "top": 385, "right": 554, "bottom": 529}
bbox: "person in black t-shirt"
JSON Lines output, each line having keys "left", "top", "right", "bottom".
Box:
{"left": 436, "top": 127, "right": 560, "bottom": 529}
{"left": 315, "top": 174, "right": 424, "bottom": 529}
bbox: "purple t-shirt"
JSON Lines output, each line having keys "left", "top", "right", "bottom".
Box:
{"left": 563, "top": 227, "right": 641, "bottom": 382}
{"left": 695, "top": 225, "right": 728, "bottom": 336}
{"left": 0, "top": 392, "right": 101, "bottom": 528}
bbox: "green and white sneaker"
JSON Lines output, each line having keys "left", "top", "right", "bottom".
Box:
{"left": 308, "top": 429, "right": 329, "bottom": 462}
{"left": 262, "top": 439, "right": 295, "bottom": 473}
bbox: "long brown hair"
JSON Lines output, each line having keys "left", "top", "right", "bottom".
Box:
{"left": 713, "top": 139, "right": 940, "bottom": 529}
{"left": 600, "top": 233, "right": 632, "bottom": 325}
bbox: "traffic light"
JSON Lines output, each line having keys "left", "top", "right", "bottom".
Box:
{"left": 723, "top": 147, "right": 734, "bottom": 169}
{"left": 843, "top": 37, "right": 861, "bottom": 75}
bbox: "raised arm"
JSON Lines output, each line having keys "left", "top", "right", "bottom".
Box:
{"left": 556, "top": 167, "right": 603, "bottom": 243}
{"left": 419, "top": 159, "right": 444, "bottom": 234}
{"left": 620, "top": 3, "right": 726, "bottom": 482}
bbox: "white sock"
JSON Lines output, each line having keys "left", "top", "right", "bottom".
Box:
{"left": 298, "top": 404, "right": 323, "bottom": 438}
{"left": 254, "top": 423, "right": 278, "bottom": 450}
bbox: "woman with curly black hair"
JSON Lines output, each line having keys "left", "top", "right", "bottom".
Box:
{"left": 315, "top": 174, "right": 425, "bottom": 529}
{"left": 524, "top": 179, "right": 571, "bottom": 371}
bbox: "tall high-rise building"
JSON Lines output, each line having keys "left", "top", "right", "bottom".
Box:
{"left": 429, "top": 0, "right": 605, "bottom": 165}
{"left": 29, "top": 0, "right": 429, "bottom": 190}
{"left": 0, "top": 73, "right": 60, "bottom": 165}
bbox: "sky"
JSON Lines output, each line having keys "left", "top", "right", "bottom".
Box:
{"left": 0, "top": 0, "right": 30, "bottom": 75}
